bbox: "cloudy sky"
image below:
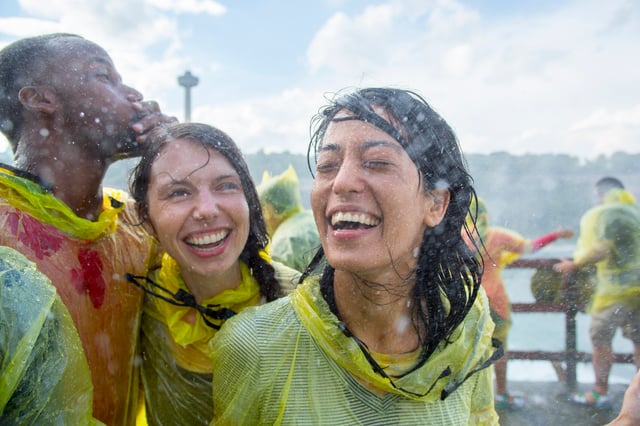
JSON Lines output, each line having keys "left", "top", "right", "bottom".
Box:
{"left": 0, "top": 0, "right": 638, "bottom": 159}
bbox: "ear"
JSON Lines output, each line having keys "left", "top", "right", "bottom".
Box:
{"left": 18, "top": 86, "right": 58, "bottom": 114}
{"left": 423, "top": 188, "right": 450, "bottom": 227}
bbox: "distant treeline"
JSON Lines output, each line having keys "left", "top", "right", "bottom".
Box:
{"left": 2, "top": 149, "right": 638, "bottom": 239}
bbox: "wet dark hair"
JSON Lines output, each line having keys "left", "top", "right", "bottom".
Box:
{"left": 129, "top": 122, "right": 282, "bottom": 301}
{"left": 303, "top": 87, "right": 482, "bottom": 363}
{"left": 595, "top": 176, "right": 624, "bottom": 197}
{"left": 0, "top": 33, "right": 83, "bottom": 150}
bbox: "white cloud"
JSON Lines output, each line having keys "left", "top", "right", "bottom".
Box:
{"left": 148, "top": 0, "right": 226, "bottom": 15}
{"left": 1, "top": 0, "right": 638, "bottom": 159}
{"left": 191, "top": 88, "right": 325, "bottom": 154}
{"left": 303, "top": 0, "right": 640, "bottom": 158}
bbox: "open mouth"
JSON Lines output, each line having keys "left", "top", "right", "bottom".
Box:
{"left": 330, "top": 211, "right": 380, "bottom": 230}
{"left": 185, "top": 230, "right": 229, "bottom": 249}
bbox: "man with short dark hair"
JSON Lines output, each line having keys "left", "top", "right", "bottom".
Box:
{"left": 0, "top": 33, "right": 176, "bottom": 425}
{"left": 555, "top": 177, "right": 640, "bottom": 409}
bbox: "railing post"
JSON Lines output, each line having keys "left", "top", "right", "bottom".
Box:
{"left": 563, "top": 269, "right": 579, "bottom": 391}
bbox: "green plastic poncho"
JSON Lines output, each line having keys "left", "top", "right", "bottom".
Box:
{"left": 211, "top": 277, "right": 499, "bottom": 425}
{"left": 257, "top": 165, "right": 320, "bottom": 273}
{"left": 140, "top": 253, "right": 300, "bottom": 426}
{"left": 574, "top": 188, "right": 640, "bottom": 313}
{"left": 0, "top": 246, "right": 100, "bottom": 425}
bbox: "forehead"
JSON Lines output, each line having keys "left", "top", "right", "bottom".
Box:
{"left": 152, "top": 139, "right": 237, "bottom": 180}
{"left": 47, "top": 38, "right": 114, "bottom": 73}
{"left": 322, "top": 112, "right": 402, "bottom": 151}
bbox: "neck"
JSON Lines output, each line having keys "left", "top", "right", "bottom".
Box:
{"left": 180, "top": 261, "right": 243, "bottom": 304}
{"left": 14, "top": 131, "right": 110, "bottom": 220}
{"left": 333, "top": 270, "right": 420, "bottom": 354}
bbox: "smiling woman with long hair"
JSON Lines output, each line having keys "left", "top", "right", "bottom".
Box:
{"left": 210, "top": 87, "right": 501, "bottom": 425}
{"left": 128, "top": 122, "right": 299, "bottom": 425}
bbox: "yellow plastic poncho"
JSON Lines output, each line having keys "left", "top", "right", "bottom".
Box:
{"left": 574, "top": 188, "right": 640, "bottom": 313}
{"left": 211, "top": 277, "right": 499, "bottom": 425}
{"left": 258, "top": 165, "right": 320, "bottom": 273}
{"left": 140, "top": 253, "right": 300, "bottom": 426}
{"left": 0, "top": 246, "right": 101, "bottom": 425}
{"left": 0, "top": 165, "right": 156, "bottom": 426}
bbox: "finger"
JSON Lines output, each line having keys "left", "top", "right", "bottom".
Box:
{"left": 133, "top": 100, "right": 160, "bottom": 113}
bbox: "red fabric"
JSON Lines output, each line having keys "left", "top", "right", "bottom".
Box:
{"left": 531, "top": 231, "right": 559, "bottom": 252}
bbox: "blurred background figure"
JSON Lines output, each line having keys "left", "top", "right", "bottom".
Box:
{"left": 258, "top": 164, "right": 320, "bottom": 273}
{"left": 555, "top": 177, "right": 640, "bottom": 410}
{"left": 465, "top": 197, "right": 574, "bottom": 409}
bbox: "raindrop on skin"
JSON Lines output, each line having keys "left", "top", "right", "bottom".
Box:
{"left": 39, "top": 128, "right": 49, "bottom": 137}
{"left": 395, "top": 315, "right": 411, "bottom": 334}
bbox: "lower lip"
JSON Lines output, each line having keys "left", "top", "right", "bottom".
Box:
{"left": 330, "top": 226, "right": 374, "bottom": 241}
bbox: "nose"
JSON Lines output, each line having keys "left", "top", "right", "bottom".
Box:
{"left": 125, "top": 85, "right": 143, "bottom": 102}
{"left": 192, "top": 191, "right": 219, "bottom": 221}
{"left": 331, "top": 159, "right": 364, "bottom": 195}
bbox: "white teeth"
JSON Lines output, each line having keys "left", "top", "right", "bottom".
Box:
{"left": 186, "top": 230, "right": 227, "bottom": 246}
{"left": 331, "top": 211, "right": 380, "bottom": 226}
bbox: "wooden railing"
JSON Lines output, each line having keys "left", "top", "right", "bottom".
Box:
{"left": 505, "top": 257, "right": 634, "bottom": 391}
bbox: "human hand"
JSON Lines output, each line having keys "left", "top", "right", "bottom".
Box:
{"left": 555, "top": 227, "right": 574, "bottom": 239}
{"left": 553, "top": 258, "right": 576, "bottom": 274}
{"left": 607, "top": 370, "right": 640, "bottom": 425}
{"left": 131, "top": 100, "right": 178, "bottom": 144}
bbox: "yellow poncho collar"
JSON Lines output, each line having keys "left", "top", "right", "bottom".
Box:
{"left": 290, "top": 277, "right": 497, "bottom": 401}
{"left": 0, "top": 165, "right": 124, "bottom": 241}
{"left": 150, "top": 253, "right": 266, "bottom": 356}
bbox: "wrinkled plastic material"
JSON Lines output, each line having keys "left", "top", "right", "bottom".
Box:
{"left": 141, "top": 259, "right": 299, "bottom": 425}
{"left": 211, "top": 277, "right": 498, "bottom": 425}
{"left": 574, "top": 189, "right": 640, "bottom": 313}
{"left": 270, "top": 210, "right": 320, "bottom": 273}
{"left": 258, "top": 165, "right": 303, "bottom": 222}
{"left": 258, "top": 166, "right": 320, "bottom": 272}
{"left": 0, "top": 167, "right": 155, "bottom": 425}
{"left": 0, "top": 246, "right": 100, "bottom": 425}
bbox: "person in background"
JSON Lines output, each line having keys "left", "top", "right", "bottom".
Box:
{"left": 211, "top": 87, "right": 501, "bottom": 425}
{"left": 0, "top": 246, "right": 97, "bottom": 424}
{"left": 0, "top": 33, "right": 175, "bottom": 425}
{"left": 464, "top": 198, "right": 574, "bottom": 409}
{"left": 555, "top": 177, "right": 640, "bottom": 409}
{"left": 257, "top": 164, "right": 320, "bottom": 273}
{"left": 127, "top": 122, "right": 299, "bottom": 425}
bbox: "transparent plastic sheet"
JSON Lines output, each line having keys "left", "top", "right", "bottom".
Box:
{"left": 257, "top": 165, "right": 303, "bottom": 228}
{"left": 270, "top": 210, "right": 320, "bottom": 273}
{"left": 0, "top": 173, "right": 155, "bottom": 425}
{"left": 211, "top": 277, "right": 498, "bottom": 425}
{"left": 0, "top": 246, "right": 100, "bottom": 425}
{"left": 140, "top": 261, "right": 299, "bottom": 425}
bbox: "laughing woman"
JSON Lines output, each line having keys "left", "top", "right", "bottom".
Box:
{"left": 127, "top": 123, "right": 299, "bottom": 425}
{"left": 211, "top": 88, "right": 500, "bottom": 425}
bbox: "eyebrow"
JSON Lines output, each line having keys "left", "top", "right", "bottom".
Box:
{"left": 319, "top": 139, "right": 403, "bottom": 154}
{"left": 157, "top": 172, "right": 241, "bottom": 186}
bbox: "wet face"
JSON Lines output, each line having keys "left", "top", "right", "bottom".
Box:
{"left": 146, "top": 139, "right": 250, "bottom": 286}
{"left": 45, "top": 37, "right": 143, "bottom": 157}
{"left": 311, "top": 110, "right": 449, "bottom": 282}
